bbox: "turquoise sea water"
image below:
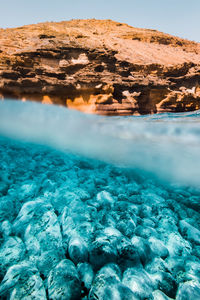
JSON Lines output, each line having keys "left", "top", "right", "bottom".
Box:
{"left": 0, "top": 100, "right": 200, "bottom": 299}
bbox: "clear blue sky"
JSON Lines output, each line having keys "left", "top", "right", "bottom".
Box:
{"left": 0, "top": 0, "right": 199, "bottom": 42}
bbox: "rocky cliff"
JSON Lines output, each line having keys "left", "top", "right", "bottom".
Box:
{"left": 0, "top": 19, "right": 200, "bottom": 115}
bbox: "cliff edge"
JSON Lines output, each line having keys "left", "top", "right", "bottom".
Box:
{"left": 0, "top": 19, "right": 200, "bottom": 115}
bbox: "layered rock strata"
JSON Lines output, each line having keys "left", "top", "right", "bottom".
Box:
{"left": 0, "top": 19, "right": 200, "bottom": 115}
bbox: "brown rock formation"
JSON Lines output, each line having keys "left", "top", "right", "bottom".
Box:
{"left": 0, "top": 19, "right": 200, "bottom": 115}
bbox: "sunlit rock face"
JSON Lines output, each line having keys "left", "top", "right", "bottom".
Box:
{"left": 0, "top": 19, "right": 200, "bottom": 115}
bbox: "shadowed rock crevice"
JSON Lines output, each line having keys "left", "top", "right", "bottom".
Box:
{"left": 0, "top": 19, "right": 200, "bottom": 115}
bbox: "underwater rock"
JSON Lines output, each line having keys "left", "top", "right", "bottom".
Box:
{"left": 9, "top": 273, "right": 46, "bottom": 300}
{"left": 152, "top": 290, "right": 173, "bottom": 300}
{"left": 97, "top": 210, "right": 116, "bottom": 227}
{"left": 158, "top": 215, "right": 179, "bottom": 235}
{"left": 73, "top": 188, "right": 91, "bottom": 202}
{"left": 155, "top": 271, "right": 177, "bottom": 298}
{"left": 179, "top": 220, "right": 200, "bottom": 245}
{"left": 96, "top": 191, "right": 115, "bottom": 208}
{"left": 115, "top": 201, "right": 139, "bottom": 217}
{"left": 14, "top": 199, "right": 65, "bottom": 276}
{"left": 47, "top": 259, "right": 81, "bottom": 300}
{"left": 166, "top": 232, "right": 192, "bottom": 257}
{"left": 24, "top": 208, "right": 63, "bottom": 252}
{"left": 131, "top": 235, "right": 152, "bottom": 265}
{"left": 13, "top": 199, "right": 53, "bottom": 234}
{"left": 89, "top": 264, "right": 121, "bottom": 298}
{"left": 0, "top": 237, "right": 25, "bottom": 277}
{"left": 18, "top": 183, "right": 38, "bottom": 201}
{"left": 181, "top": 195, "right": 200, "bottom": 211}
{"left": 0, "top": 196, "right": 15, "bottom": 222}
{"left": 165, "top": 256, "right": 186, "bottom": 279}
{"left": 93, "top": 227, "right": 123, "bottom": 256}
{"left": 0, "top": 182, "right": 9, "bottom": 197}
{"left": 124, "top": 182, "right": 140, "bottom": 196}
{"left": 117, "top": 238, "right": 142, "bottom": 271}
{"left": 1, "top": 220, "right": 12, "bottom": 237}
{"left": 140, "top": 190, "right": 166, "bottom": 207}
{"left": 60, "top": 205, "right": 94, "bottom": 256}
{"left": 139, "top": 204, "right": 153, "bottom": 218}
{"left": 148, "top": 237, "right": 169, "bottom": 259}
{"left": 141, "top": 217, "right": 156, "bottom": 228}
{"left": 0, "top": 261, "right": 46, "bottom": 299}
{"left": 60, "top": 211, "right": 76, "bottom": 242}
{"left": 103, "top": 227, "right": 123, "bottom": 242}
{"left": 193, "top": 245, "right": 200, "bottom": 259}
{"left": 114, "top": 202, "right": 138, "bottom": 223}
{"left": 51, "top": 191, "right": 80, "bottom": 214}
{"left": 145, "top": 257, "right": 167, "bottom": 274}
{"left": 90, "top": 235, "right": 118, "bottom": 270}
{"left": 97, "top": 263, "right": 122, "bottom": 281}
{"left": 37, "top": 250, "right": 63, "bottom": 278}
{"left": 110, "top": 206, "right": 137, "bottom": 237}
{"left": 135, "top": 225, "right": 158, "bottom": 239}
{"left": 122, "top": 268, "right": 155, "bottom": 299}
{"left": 184, "top": 260, "right": 200, "bottom": 282}
{"left": 176, "top": 280, "right": 200, "bottom": 300}
{"left": 89, "top": 263, "right": 138, "bottom": 300}
{"left": 68, "top": 235, "right": 89, "bottom": 264}
{"left": 89, "top": 282, "right": 139, "bottom": 300}
{"left": 77, "top": 262, "right": 94, "bottom": 291}
{"left": 116, "top": 217, "right": 136, "bottom": 238}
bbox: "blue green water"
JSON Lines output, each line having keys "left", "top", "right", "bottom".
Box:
{"left": 0, "top": 100, "right": 200, "bottom": 299}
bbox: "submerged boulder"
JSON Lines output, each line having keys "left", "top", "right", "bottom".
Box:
{"left": 13, "top": 199, "right": 53, "bottom": 234}
{"left": 77, "top": 262, "right": 94, "bottom": 291}
{"left": 148, "top": 237, "right": 169, "bottom": 259}
{"left": 47, "top": 259, "right": 81, "bottom": 300}
{"left": 176, "top": 280, "right": 200, "bottom": 300}
{"left": 155, "top": 271, "right": 177, "bottom": 298}
{"left": 0, "top": 237, "right": 25, "bottom": 277}
{"left": 1, "top": 220, "right": 12, "bottom": 237}
{"left": 96, "top": 191, "right": 115, "bottom": 209}
{"left": 13, "top": 199, "right": 64, "bottom": 276}
{"left": 122, "top": 268, "right": 155, "bottom": 299}
{"left": 89, "top": 263, "right": 137, "bottom": 300}
{"left": 166, "top": 232, "right": 192, "bottom": 257}
{"left": 152, "top": 290, "right": 173, "bottom": 300}
{"left": 131, "top": 235, "right": 152, "bottom": 266}
{"left": 89, "top": 282, "right": 139, "bottom": 300}
{"left": 179, "top": 220, "right": 200, "bottom": 245}
{"left": 68, "top": 235, "right": 89, "bottom": 264}
{"left": 0, "top": 261, "right": 46, "bottom": 299}
{"left": 90, "top": 237, "right": 118, "bottom": 270}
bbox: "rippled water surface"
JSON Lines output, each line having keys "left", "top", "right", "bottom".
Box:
{"left": 0, "top": 100, "right": 200, "bottom": 299}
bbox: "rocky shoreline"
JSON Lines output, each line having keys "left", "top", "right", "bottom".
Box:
{"left": 0, "top": 19, "right": 200, "bottom": 115}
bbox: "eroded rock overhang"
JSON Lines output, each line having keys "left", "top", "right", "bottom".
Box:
{"left": 0, "top": 20, "right": 200, "bottom": 116}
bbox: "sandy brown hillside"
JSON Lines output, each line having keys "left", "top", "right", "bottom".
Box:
{"left": 0, "top": 19, "right": 200, "bottom": 115}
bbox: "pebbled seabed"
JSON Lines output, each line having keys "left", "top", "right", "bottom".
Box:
{"left": 0, "top": 137, "right": 200, "bottom": 300}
